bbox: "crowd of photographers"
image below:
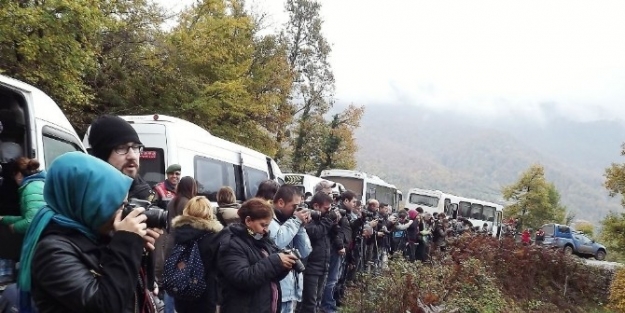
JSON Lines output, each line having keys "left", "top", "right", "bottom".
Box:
{"left": 0, "top": 115, "right": 408, "bottom": 313}
{"left": 0, "top": 114, "right": 502, "bottom": 313}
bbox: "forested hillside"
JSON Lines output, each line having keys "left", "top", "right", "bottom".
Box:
{"left": 353, "top": 103, "right": 624, "bottom": 223}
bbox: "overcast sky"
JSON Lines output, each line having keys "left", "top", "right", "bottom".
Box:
{"left": 157, "top": 0, "right": 625, "bottom": 122}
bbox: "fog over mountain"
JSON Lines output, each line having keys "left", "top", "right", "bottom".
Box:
{"left": 351, "top": 103, "right": 625, "bottom": 223}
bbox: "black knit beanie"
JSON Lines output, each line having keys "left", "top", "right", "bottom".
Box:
{"left": 88, "top": 115, "right": 142, "bottom": 161}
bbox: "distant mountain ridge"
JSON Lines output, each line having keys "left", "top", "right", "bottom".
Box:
{"left": 352, "top": 103, "right": 625, "bottom": 223}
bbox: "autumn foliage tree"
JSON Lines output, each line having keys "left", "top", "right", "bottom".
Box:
{"left": 283, "top": 0, "right": 363, "bottom": 173}
{"left": 600, "top": 143, "right": 625, "bottom": 261}
{"left": 0, "top": 0, "right": 362, "bottom": 171}
{"left": 502, "top": 164, "right": 566, "bottom": 230}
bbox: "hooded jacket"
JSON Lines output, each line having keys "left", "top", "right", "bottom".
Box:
{"left": 169, "top": 215, "right": 223, "bottom": 313}
{"left": 1, "top": 171, "right": 46, "bottom": 234}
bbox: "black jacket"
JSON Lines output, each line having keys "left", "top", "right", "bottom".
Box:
{"left": 169, "top": 215, "right": 224, "bottom": 313}
{"left": 31, "top": 223, "right": 146, "bottom": 313}
{"left": 333, "top": 203, "right": 353, "bottom": 251}
{"left": 304, "top": 214, "right": 335, "bottom": 275}
{"left": 129, "top": 175, "right": 155, "bottom": 203}
{"left": 217, "top": 224, "right": 289, "bottom": 313}
{"left": 128, "top": 174, "right": 158, "bottom": 292}
{"left": 406, "top": 218, "right": 420, "bottom": 242}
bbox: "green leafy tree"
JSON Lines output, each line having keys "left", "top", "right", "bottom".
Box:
{"left": 162, "top": 0, "right": 292, "bottom": 154}
{"left": 81, "top": 0, "right": 168, "bottom": 133}
{"left": 605, "top": 143, "right": 625, "bottom": 207}
{"left": 0, "top": 0, "right": 109, "bottom": 122}
{"left": 600, "top": 213, "right": 625, "bottom": 261}
{"left": 601, "top": 143, "right": 625, "bottom": 261}
{"left": 314, "top": 104, "right": 364, "bottom": 176}
{"left": 284, "top": 0, "right": 335, "bottom": 172}
{"left": 502, "top": 164, "right": 567, "bottom": 230}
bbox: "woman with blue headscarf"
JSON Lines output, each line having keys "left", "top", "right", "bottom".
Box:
{"left": 17, "top": 152, "right": 161, "bottom": 313}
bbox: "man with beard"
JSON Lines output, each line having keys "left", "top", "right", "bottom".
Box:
{"left": 88, "top": 115, "right": 156, "bottom": 202}
{"left": 87, "top": 115, "right": 163, "bottom": 310}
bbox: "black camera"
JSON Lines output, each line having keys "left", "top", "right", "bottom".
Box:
{"left": 121, "top": 198, "right": 168, "bottom": 229}
{"left": 381, "top": 225, "right": 390, "bottom": 234}
{"left": 309, "top": 210, "right": 321, "bottom": 220}
{"left": 296, "top": 202, "right": 320, "bottom": 220}
{"left": 363, "top": 210, "right": 376, "bottom": 219}
{"left": 332, "top": 203, "right": 346, "bottom": 217}
{"left": 281, "top": 248, "right": 305, "bottom": 273}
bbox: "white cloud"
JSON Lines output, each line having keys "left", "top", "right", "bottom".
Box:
{"left": 156, "top": 0, "right": 625, "bottom": 121}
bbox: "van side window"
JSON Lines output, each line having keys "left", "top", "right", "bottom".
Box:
{"left": 243, "top": 166, "right": 269, "bottom": 200}
{"left": 470, "top": 203, "right": 483, "bottom": 220}
{"left": 194, "top": 156, "right": 236, "bottom": 202}
{"left": 459, "top": 201, "right": 471, "bottom": 217}
{"left": 42, "top": 130, "right": 83, "bottom": 168}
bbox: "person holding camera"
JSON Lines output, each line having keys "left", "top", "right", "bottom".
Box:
{"left": 217, "top": 198, "right": 296, "bottom": 313}
{"left": 296, "top": 192, "right": 337, "bottom": 313}
{"left": 388, "top": 210, "right": 413, "bottom": 257}
{"left": 268, "top": 185, "right": 313, "bottom": 313}
{"left": 320, "top": 190, "right": 357, "bottom": 313}
{"left": 18, "top": 152, "right": 162, "bottom": 313}
{"left": 88, "top": 115, "right": 163, "bottom": 305}
{"left": 88, "top": 115, "right": 156, "bottom": 203}
{"left": 361, "top": 199, "right": 381, "bottom": 270}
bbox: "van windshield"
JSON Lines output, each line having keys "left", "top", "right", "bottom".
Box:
{"left": 139, "top": 148, "right": 165, "bottom": 187}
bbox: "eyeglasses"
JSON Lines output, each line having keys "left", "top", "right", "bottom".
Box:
{"left": 114, "top": 144, "right": 144, "bottom": 155}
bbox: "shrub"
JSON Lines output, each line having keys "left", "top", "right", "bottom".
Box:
{"left": 446, "top": 235, "right": 612, "bottom": 310}
{"left": 609, "top": 268, "right": 625, "bottom": 312}
{"left": 341, "top": 235, "right": 613, "bottom": 313}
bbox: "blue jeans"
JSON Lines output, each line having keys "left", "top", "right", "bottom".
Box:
{"left": 164, "top": 292, "right": 175, "bottom": 313}
{"left": 281, "top": 300, "right": 296, "bottom": 313}
{"left": 320, "top": 252, "right": 344, "bottom": 313}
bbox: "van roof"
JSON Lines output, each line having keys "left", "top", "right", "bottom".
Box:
{"left": 118, "top": 114, "right": 270, "bottom": 160}
{"left": 0, "top": 74, "right": 76, "bottom": 133}
{"left": 320, "top": 169, "right": 397, "bottom": 189}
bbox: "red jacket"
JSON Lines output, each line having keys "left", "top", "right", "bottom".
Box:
{"left": 521, "top": 230, "right": 531, "bottom": 243}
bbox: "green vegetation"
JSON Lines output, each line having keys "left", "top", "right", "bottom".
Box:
{"left": 0, "top": 0, "right": 362, "bottom": 175}
{"left": 502, "top": 164, "right": 567, "bottom": 230}
{"left": 599, "top": 144, "right": 625, "bottom": 262}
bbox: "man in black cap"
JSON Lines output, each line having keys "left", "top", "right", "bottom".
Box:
{"left": 88, "top": 115, "right": 156, "bottom": 202}
{"left": 87, "top": 115, "right": 163, "bottom": 311}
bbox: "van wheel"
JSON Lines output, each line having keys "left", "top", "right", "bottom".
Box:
{"left": 596, "top": 250, "right": 606, "bottom": 261}
{"left": 564, "top": 245, "right": 574, "bottom": 255}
